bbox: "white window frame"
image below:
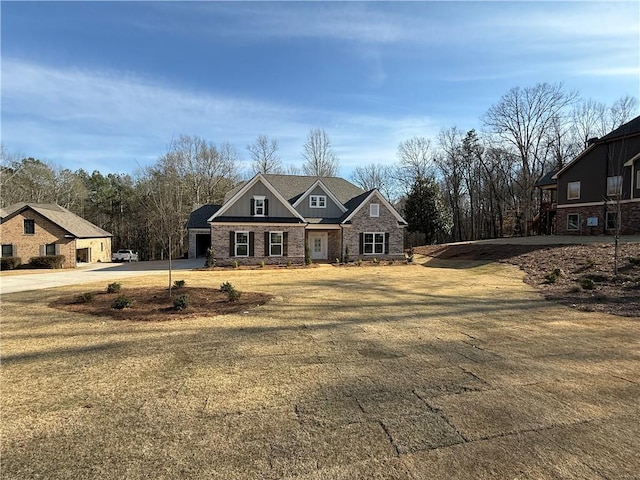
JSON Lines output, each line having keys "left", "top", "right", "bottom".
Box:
{"left": 235, "top": 231, "right": 249, "bottom": 257}
{"left": 370, "top": 203, "right": 380, "bottom": 217}
{"left": 567, "top": 214, "right": 580, "bottom": 231}
{"left": 269, "top": 231, "right": 283, "bottom": 257}
{"left": 567, "top": 181, "right": 581, "bottom": 200}
{"left": 605, "top": 211, "right": 618, "bottom": 231}
{"left": 636, "top": 169, "right": 640, "bottom": 189}
{"left": 606, "top": 176, "right": 622, "bottom": 197}
{"left": 309, "top": 195, "right": 326, "bottom": 208}
{"left": 253, "top": 196, "right": 265, "bottom": 216}
{"left": 363, "top": 232, "right": 385, "bottom": 255}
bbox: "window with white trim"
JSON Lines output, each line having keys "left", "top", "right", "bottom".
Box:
{"left": 637, "top": 170, "right": 640, "bottom": 189}
{"left": 606, "top": 211, "right": 618, "bottom": 230}
{"left": 2, "top": 244, "right": 14, "bottom": 257}
{"left": 370, "top": 203, "right": 380, "bottom": 217}
{"left": 45, "top": 243, "right": 56, "bottom": 256}
{"left": 253, "top": 196, "right": 265, "bottom": 216}
{"left": 235, "top": 232, "right": 249, "bottom": 257}
{"left": 567, "top": 214, "right": 580, "bottom": 231}
{"left": 363, "top": 232, "right": 385, "bottom": 255}
{"left": 606, "top": 176, "right": 622, "bottom": 197}
{"left": 309, "top": 195, "right": 326, "bottom": 208}
{"left": 269, "top": 231, "right": 283, "bottom": 256}
{"left": 567, "top": 181, "right": 581, "bottom": 200}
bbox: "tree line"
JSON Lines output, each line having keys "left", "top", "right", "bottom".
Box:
{"left": 1, "top": 82, "right": 637, "bottom": 258}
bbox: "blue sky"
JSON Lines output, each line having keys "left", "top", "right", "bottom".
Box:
{"left": 2, "top": 1, "right": 639, "bottom": 178}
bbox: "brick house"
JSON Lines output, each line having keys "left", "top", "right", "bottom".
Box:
{"left": 537, "top": 115, "right": 640, "bottom": 235}
{"left": 0, "top": 203, "right": 113, "bottom": 268}
{"left": 187, "top": 173, "right": 407, "bottom": 265}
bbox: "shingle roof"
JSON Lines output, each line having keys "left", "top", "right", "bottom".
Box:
{"left": 0, "top": 203, "right": 112, "bottom": 238}
{"left": 534, "top": 170, "right": 558, "bottom": 188}
{"left": 224, "top": 174, "right": 365, "bottom": 204}
{"left": 186, "top": 204, "right": 221, "bottom": 229}
{"left": 599, "top": 115, "right": 640, "bottom": 142}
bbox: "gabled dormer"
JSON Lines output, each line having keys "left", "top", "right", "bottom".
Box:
{"left": 292, "top": 179, "right": 348, "bottom": 219}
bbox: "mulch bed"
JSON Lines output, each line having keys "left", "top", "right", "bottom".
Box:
{"left": 416, "top": 242, "right": 640, "bottom": 317}
{"left": 50, "top": 286, "right": 273, "bottom": 321}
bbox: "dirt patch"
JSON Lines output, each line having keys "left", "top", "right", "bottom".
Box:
{"left": 49, "top": 286, "right": 273, "bottom": 321}
{"left": 416, "top": 242, "right": 640, "bottom": 317}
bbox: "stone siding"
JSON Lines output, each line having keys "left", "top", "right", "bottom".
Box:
{"left": 343, "top": 197, "right": 405, "bottom": 260}
{"left": 211, "top": 224, "right": 306, "bottom": 266}
{"left": 0, "top": 211, "right": 76, "bottom": 268}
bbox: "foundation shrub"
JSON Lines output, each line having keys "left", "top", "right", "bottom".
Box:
{"left": 29, "top": 255, "right": 65, "bottom": 269}
{"left": 0, "top": 257, "right": 21, "bottom": 270}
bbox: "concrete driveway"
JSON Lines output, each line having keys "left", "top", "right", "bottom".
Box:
{"left": 0, "top": 258, "right": 205, "bottom": 295}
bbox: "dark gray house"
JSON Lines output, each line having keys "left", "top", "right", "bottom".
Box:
{"left": 545, "top": 115, "right": 640, "bottom": 235}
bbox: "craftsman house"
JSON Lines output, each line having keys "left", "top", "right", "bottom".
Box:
{"left": 187, "top": 174, "right": 407, "bottom": 265}
{"left": 536, "top": 115, "right": 640, "bottom": 235}
{"left": 0, "top": 203, "right": 113, "bottom": 268}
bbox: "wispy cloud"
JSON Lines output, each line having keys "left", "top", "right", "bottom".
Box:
{"left": 1, "top": 58, "right": 434, "bottom": 175}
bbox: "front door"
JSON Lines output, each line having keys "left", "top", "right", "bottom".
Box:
{"left": 308, "top": 232, "right": 327, "bottom": 260}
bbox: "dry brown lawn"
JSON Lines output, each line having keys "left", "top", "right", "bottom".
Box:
{"left": 1, "top": 259, "right": 639, "bottom": 479}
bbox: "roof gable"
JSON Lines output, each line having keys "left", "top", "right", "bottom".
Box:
{"left": 209, "top": 173, "right": 305, "bottom": 222}
{"left": 1, "top": 203, "right": 112, "bottom": 238}
{"left": 341, "top": 190, "right": 407, "bottom": 225}
{"left": 291, "top": 179, "right": 348, "bottom": 213}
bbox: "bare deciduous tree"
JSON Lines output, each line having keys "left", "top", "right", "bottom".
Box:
{"left": 247, "top": 134, "right": 283, "bottom": 175}
{"left": 395, "top": 136, "right": 434, "bottom": 194}
{"left": 350, "top": 163, "right": 395, "bottom": 200}
{"left": 482, "top": 82, "right": 578, "bottom": 233}
{"left": 301, "top": 129, "right": 339, "bottom": 177}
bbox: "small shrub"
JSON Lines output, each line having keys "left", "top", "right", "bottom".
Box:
{"left": 74, "top": 292, "right": 95, "bottom": 304}
{"left": 628, "top": 257, "right": 640, "bottom": 266}
{"left": 205, "top": 248, "right": 216, "bottom": 268}
{"left": 579, "top": 277, "right": 595, "bottom": 290}
{"left": 335, "top": 258, "right": 341, "bottom": 264}
{"left": 173, "top": 294, "right": 189, "bottom": 311}
{"left": 29, "top": 255, "right": 65, "bottom": 269}
{"left": 226, "top": 287, "right": 242, "bottom": 302}
{"left": 233, "top": 260, "right": 238, "bottom": 269}
{"left": 357, "top": 259, "right": 362, "bottom": 266}
{"left": 173, "top": 279, "right": 186, "bottom": 289}
{"left": 286, "top": 260, "right": 292, "bottom": 267}
{"left": 545, "top": 272, "right": 558, "bottom": 284}
{"left": 344, "top": 244, "right": 350, "bottom": 263}
{"left": 0, "top": 257, "right": 21, "bottom": 270}
{"left": 585, "top": 258, "right": 596, "bottom": 267}
{"left": 107, "top": 282, "right": 121, "bottom": 294}
{"left": 220, "top": 281, "right": 234, "bottom": 293}
{"left": 112, "top": 295, "right": 133, "bottom": 310}
{"left": 259, "top": 260, "right": 265, "bottom": 268}
{"left": 568, "top": 285, "right": 582, "bottom": 293}
{"left": 372, "top": 257, "right": 379, "bottom": 264}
